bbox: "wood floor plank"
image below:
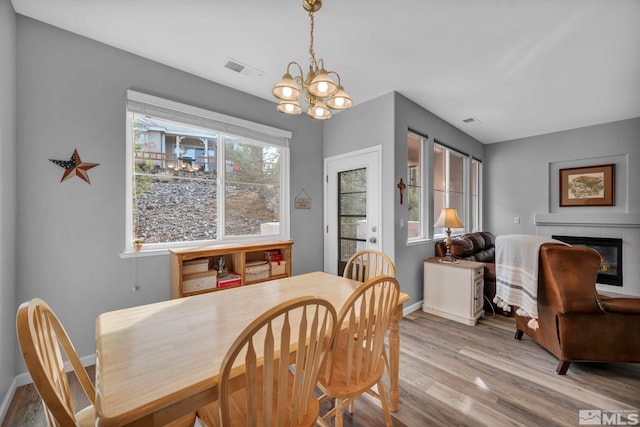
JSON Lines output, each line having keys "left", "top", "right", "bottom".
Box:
{"left": 399, "top": 322, "right": 568, "bottom": 425}
{"left": 460, "top": 346, "right": 638, "bottom": 411}
{"left": 426, "top": 381, "right": 529, "bottom": 427}
{"left": 389, "top": 311, "right": 640, "bottom": 427}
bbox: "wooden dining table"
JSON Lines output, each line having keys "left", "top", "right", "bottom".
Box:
{"left": 95, "top": 271, "right": 410, "bottom": 426}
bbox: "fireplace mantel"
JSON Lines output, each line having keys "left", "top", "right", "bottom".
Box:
{"left": 534, "top": 212, "right": 640, "bottom": 227}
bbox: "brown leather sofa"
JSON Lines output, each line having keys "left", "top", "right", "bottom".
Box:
{"left": 434, "top": 231, "right": 503, "bottom": 314}
{"left": 514, "top": 244, "right": 640, "bottom": 375}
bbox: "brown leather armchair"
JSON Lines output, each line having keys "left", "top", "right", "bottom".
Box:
{"left": 514, "top": 244, "right": 640, "bottom": 375}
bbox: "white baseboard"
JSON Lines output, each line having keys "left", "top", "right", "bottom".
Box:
{"left": 14, "top": 353, "right": 96, "bottom": 388}
{"left": 403, "top": 300, "right": 423, "bottom": 316}
{"left": 0, "top": 376, "right": 18, "bottom": 425}
{"left": 0, "top": 353, "right": 96, "bottom": 425}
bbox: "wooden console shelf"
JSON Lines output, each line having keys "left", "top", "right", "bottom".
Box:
{"left": 170, "top": 240, "right": 293, "bottom": 298}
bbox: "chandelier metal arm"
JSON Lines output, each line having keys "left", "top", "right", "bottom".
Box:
{"left": 283, "top": 61, "right": 307, "bottom": 91}
{"left": 327, "top": 70, "right": 342, "bottom": 87}
{"left": 286, "top": 62, "right": 305, "bottom": 80}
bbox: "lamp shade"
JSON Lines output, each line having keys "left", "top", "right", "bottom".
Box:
{"left": 434, "top": 208, "right": 464, "bottom": 228}
{"left": 277, "top": 100, "right": 303, "bottom": 115}
{"left": 272, "top": 73, "right": 302, "bottom": 101}
{"left": 308, "top": 68, "right": 338, "bottom": 97}
{"left": 327, "top": 86, "right": 352, "bottom": 110}
{"left": 307, "top": 100, "right": 332, "bottom": 120}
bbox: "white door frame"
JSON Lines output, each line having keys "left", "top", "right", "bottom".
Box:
{"left": 323, "top": 145, "right": 382, "bottom": 274}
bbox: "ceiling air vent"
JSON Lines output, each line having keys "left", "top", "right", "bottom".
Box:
{"left": 224, "top": 58, "right": 264, "bottom": 78}
{"left": 462, "top": 117, "right": 482, "bottom": 125}
{"left": 224, "top": 60, "right": 245, "bottom": 73}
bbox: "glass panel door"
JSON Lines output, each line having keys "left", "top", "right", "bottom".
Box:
{"left": 338, "top": 168, "right": 367, "bottom": 275}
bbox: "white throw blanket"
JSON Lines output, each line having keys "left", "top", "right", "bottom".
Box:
{"left": 494, "top": 235, "right": 567, "bottom": 330}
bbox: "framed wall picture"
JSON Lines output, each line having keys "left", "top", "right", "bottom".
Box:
{"left": 559, "top": 164, "right": 615, "bottom": 207}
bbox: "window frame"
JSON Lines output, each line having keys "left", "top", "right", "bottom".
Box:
{"left": 470, "top": 158, "right": 483, "bottom": 233}
{"left": 433, "top": 141, "right": 470, "bottom": 240}
{"left": 406, "top": 131, "right": 427, "bottom": 244}
{"left": 124, "top": 90, "right": 291, "bottom": 254}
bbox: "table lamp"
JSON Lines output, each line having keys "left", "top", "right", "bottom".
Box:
{"left": 434, "top": 208, "right": 464, "bottom": 263}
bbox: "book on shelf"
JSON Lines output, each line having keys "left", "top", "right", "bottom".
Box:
{"left": 216, "top": 272, "right": 242, "bottom": 288}
{"left": 265, "top": 250, "right": 282, "bottom": 262}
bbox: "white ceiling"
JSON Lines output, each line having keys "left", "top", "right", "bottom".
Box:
{"left": 11, "top": 0, "right": 640, "bottom": 144}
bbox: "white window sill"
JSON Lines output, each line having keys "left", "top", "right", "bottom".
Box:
{"left": 119, "top": 235, "right": 292, "bottom": 259}
{"left": 406, "top": 238, "right": 432, "bottom": 247}
{"left": 119, "top": 248, "right": 170, "bottom": 259}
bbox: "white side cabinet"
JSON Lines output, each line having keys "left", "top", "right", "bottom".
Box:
{"left": 423, "top": 258, "right": 484, "bottom": 326}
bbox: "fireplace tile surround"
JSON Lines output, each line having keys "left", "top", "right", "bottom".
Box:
{"left": 535, "top": 223, "right": 640, "bottom": 297}
{"left": 551, "top": 235, "right": 623, "bottom": 286}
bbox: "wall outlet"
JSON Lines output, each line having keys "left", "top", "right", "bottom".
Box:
{"left": 514, "top": 217, "right": 520, "bottom": 224}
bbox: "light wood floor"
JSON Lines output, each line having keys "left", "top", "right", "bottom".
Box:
{"left": 3, "top": 311, "right": 639, "bottom": 426}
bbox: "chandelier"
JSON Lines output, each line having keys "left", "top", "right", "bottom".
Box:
{"left": 272, "top": 0, "right": 352, "bottom": 120}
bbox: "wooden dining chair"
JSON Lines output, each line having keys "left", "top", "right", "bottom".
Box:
{"left": 16, "top": 298, "right": 198, "bottom": 427}
{"left": 197, "top": 296, "right": 337, "bottom": 427}
{"left": 16, "top": 298, "right": 97, "bottom": 427}
{"left": 342, "top": 249, "right": 396, "bottom": 389}
{"left": 317, "top": 276, "right": 400, "bottom": 427}
{"left": 343, "top": 249, "right": 396, "bottom": 282}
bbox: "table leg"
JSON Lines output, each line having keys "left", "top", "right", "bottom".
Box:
{"left": 388, "top": 304, "right": 402, "bottom": 412}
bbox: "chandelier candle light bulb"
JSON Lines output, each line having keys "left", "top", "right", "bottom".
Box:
{"left": 272, "top": 0, "right": 352, "bottom": 120}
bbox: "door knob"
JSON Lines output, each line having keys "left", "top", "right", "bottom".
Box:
{"left": 369, "top": 237, "right": 377, "bottom": 243}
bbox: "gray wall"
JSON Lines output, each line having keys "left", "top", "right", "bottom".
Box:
{"left": 323, "top": 92, "right": 485, "bottom": 307}
{"left": 0, "top": 0, "right": 17, "bottom": 408}
{"left": 14, "top": 16, "right": 324, "bottom": 367}
{"left": 485, "top": 118, "right": 640, "bottom": 235}
{"left": 393, "top": 93, "right": 484, "bottom": 307}
{"left": 324, "top": 92, "right": 396, "bottom": 260}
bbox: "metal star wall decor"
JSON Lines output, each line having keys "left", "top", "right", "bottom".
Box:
{"left": 49, "top": 149, "right": 100, "bottom": 184}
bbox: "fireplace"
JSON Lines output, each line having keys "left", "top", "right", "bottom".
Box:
{"left": 552, "top": 235, "right": 623, "bottom": 287}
